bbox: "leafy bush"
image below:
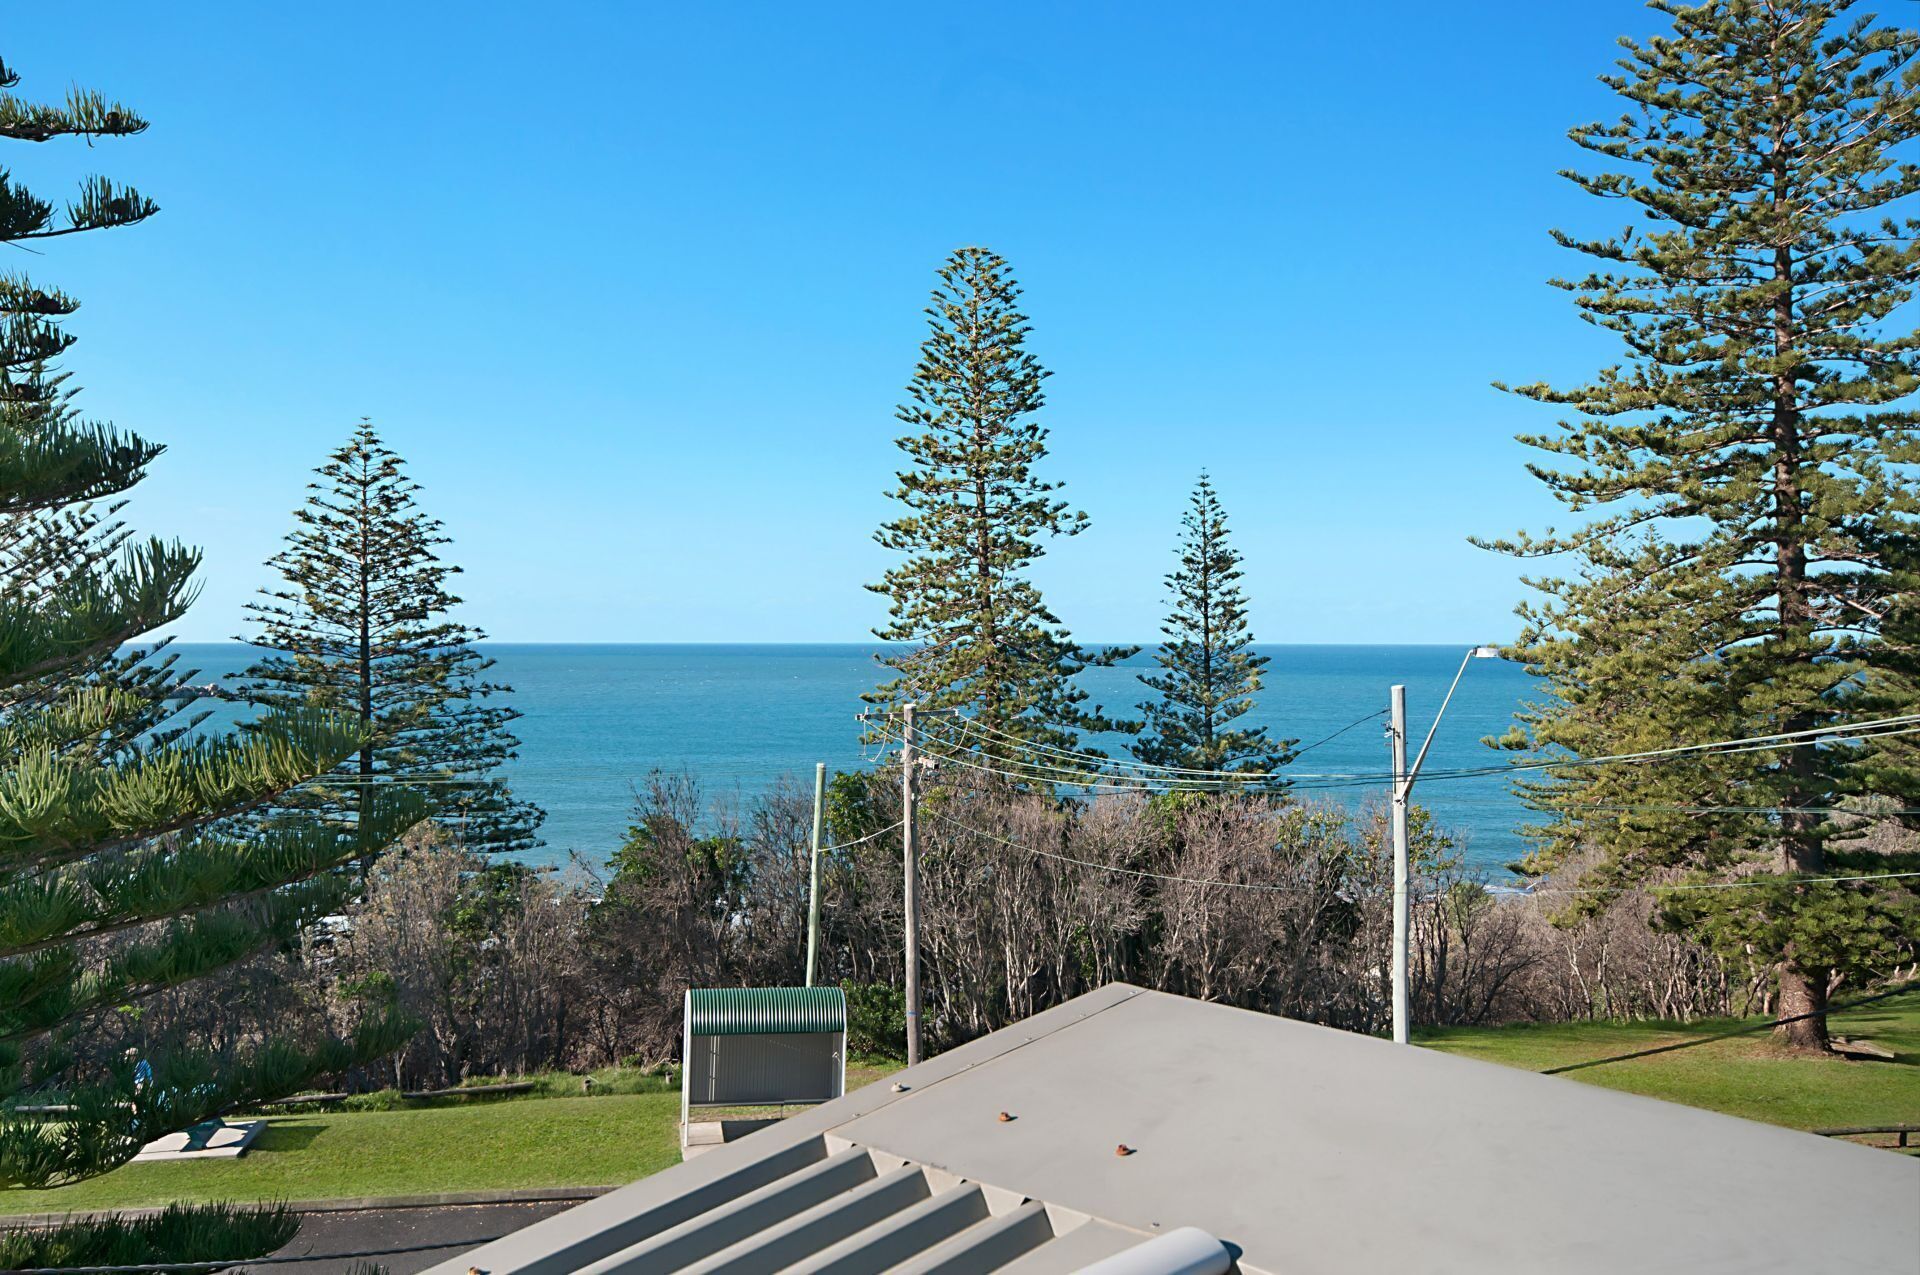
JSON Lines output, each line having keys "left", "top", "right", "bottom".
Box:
{"left": 843, "top": 982, "right": 907, "bottom": 1060}
{"left": 0, "top": 1202, "right": 298, "bottom": 1270}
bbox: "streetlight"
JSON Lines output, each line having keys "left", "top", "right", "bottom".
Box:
{"left": 1389, "top": 644, "right": 1502, "bottom": 1045}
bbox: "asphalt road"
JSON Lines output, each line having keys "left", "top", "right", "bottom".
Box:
{"left": 259, "top": 1201, "right": 574, "bottom": 1274}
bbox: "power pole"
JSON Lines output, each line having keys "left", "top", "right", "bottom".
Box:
{"left": 900, "top": 702, "right": 922, "bottom": 1066}
{"left": 1389, "top": 683, "right": 1410, "bottom": 1045}
{"left": 805, "top": 761, "right": 825, "bottom": 988}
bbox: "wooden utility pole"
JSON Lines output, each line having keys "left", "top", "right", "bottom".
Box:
{"left": 805, "top": 761, "right": 825, "bottom": 988}
{"left": 901, "top": 702, "right": 922, "bottom": 1066}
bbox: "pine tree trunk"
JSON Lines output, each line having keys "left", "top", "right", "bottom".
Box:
{"left": 1768, "top": 146, "right": 1828, "bottom": 1051}
{"left": 357, "top": 496, "right": 375, "bottom": 880}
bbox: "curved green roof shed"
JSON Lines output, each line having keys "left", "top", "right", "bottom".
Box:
{"left": 686, "top": 987, "right": 847, "bottom": 1037}
{"left": 682, "top": 987, "right": 847, "bottom": 1133}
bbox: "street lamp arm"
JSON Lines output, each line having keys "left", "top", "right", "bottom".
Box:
{"left": 1405, "top": 645, "right": 1496, "bottom": 792}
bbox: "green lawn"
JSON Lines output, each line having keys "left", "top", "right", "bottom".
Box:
{"left": 0, "top": 1062, "right": 898, "bottom": 1216}
{"left": 0, "top": 1092, "right": 683, "bottom": 1215}
{"left": 2, "top": 1003, "right": 1912, "bottom": 1216}
{"left": 1418, "top": 986, "right": 1920, "bottom": 1136}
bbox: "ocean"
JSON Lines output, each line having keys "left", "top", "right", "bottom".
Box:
{"left": 163, "top": 643, "right": 1540, "bottom": 874}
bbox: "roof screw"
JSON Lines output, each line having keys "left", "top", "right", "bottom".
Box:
{"left": 891, "top": 1082, "right": 908, "bottom": 1092}
{"left": 997, "top": 1111, "right": 1015, "bottom": 1122}
{"left": 1115, "top": 1144, "right": 1134, "bottom": 1157}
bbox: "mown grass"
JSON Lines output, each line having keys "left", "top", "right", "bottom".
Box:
{"left": 1418, "top": 985, "right": 1920, "bottom": 1137}
{"left": 1, "top": 1004, "right": 1909, "bottom": 1216}
{"left": 0, "top": 1061, "right": 898, "bottom": 1215}
{"left": 0, "top": 1092, "right": 683, "bottom": 1215}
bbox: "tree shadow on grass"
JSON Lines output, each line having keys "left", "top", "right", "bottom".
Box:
{"left": 252, "top": 1121, "right": 325, "bottom": 1152}
{"left": 1543, "top": 983, "right": 1918, "bottom": 1076}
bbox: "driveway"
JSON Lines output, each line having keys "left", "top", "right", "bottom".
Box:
{"left": 260, "top": 1200, "right": 576, "bottom": 1274}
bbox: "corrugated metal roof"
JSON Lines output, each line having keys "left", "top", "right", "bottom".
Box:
{"left": 687, "top": 986, "right": 846, "bottom": 1036}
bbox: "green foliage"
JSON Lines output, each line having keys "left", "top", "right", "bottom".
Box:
{"left": 842, "top": 981, "right": 907, "bottom": 1060}
{"left": 1661, "top": 876, "right": 1915, "bottom": 986}
{"left": 824, "top": 769, "right": 879, "bottom": 845}
{"left": 0, "top": 1201, "right": 297, "bottom": 1271}
{"left": 1482, "top": 0, "right": 1920, "bottom": 1037}
{"left": 1856, "top": 528, "right": 1920, "bottom": 811}
{"left": 606, "top": 814, "right": 744, "bottom": 922}
{"left": 0, "top": 52, "right": 421, "bottom": 1267}
{"left": 239, "top": 420, "right": 542, "bottom": 857}
{"left": 447, "top": 861, "right": 539, "bottom": 940}
{"left": 1135, "top": 475, "right": 1293, "bottom": 777}
{"left": 868, "top": 247, "right": 1132, "bottom": 758}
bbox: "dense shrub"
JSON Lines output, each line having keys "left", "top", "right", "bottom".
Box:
{"left": 117, "top": 776, "right": 1916, "bottom": 1086}
{"left": 843, "top": 982, "right": 908, "bottom": 1059}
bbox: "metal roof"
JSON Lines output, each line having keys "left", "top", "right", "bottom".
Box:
{"left": 686, "top": 987, "right": 846, "bottom": 1036}
{"left": 434, "top": 984, "right": 1920, "bottom": 1274}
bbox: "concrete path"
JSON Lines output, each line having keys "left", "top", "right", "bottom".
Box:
{"left": 262, "top": 1201, "right": 576, "bottom": 1273}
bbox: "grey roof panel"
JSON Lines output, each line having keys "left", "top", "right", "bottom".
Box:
{"left": 886, "top": 1199, "right": 1055, "bottom": 1274}
{"left": 432, "top": 984, "right": 1919, "bottom": 1275}
{"left": 780, "top": 1180, "right": 990, "bottom": 1274}
{"left": 573, "top": 1145, "right": 873, "bottom": 1274}
{"left": 674, "top": 1162, "right": 928, "bottom": 1274}
{"left": 990, "top": 1219, "right": 1152, "bottom": 1274}
{"left": 829, "top": 987, "right": 1919, "bottom": 1273}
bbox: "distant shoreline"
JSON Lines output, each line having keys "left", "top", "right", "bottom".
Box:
{"left": 146, "top": 639, "right": 1513, "bottom": 653}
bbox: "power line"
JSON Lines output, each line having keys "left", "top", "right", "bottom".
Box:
{"left": 1292, "top": 707, "right": 1390, "bottom": 757}
{"left": 940, "top": 714, "right": 1259, "bottom": 779}
{"left": 927, "top": 810, "right": 1920, "bottom": 899}
{"left": 1573, "top": 804, "right": 1920, "bottom": 817}
{"left": 817, "top": 820, "right": 904, "bottom": 854}
{"left": 939, "top": 704, "right": 1920, "bottom": 785}
{"left": 1504, "top": 869, "right": 1920, "bottom": 897}
{"left": 925, "top": 810, "right": 1336, "bottom": 895}
{"left": 892, "top": 712, "right": 1920, "bottom": 793}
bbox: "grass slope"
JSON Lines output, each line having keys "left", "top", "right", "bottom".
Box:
{"left": 2, "top": 1003, "right": 1911, "bottom": 1216}
{"left": 0, "top": 1092, "right": 682, "bottom": 1215}
{"left": 1418, "top": 986, "right": 1920, "bottom": 1134}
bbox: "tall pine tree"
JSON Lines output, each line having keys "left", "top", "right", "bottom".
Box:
{"left": 240, "top": 421, "right": 542, "bottom": 857}
{"left": 1486, "top": 0, "right": 1920, "bottom": 1048}
{"left": 1135, "top": 475, "right": 1293, "bottom": 777}
{"left": 0, "top": 55, "right": 419, "bottom": 1258}
{"left": 1856, "top": 526, "right": 1920, "bottom": 814}
{"left": 869, "top": 248, "right": 1129, "bottom": 759}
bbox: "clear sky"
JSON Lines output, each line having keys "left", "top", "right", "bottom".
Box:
{"left": 10, "top": 2, "right": 1652, "bottom": 644}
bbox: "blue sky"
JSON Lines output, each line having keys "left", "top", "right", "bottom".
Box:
{"left": 11, "top": 3, "right": 1648, "bottom": 643}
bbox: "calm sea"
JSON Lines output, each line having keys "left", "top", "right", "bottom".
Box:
{"left": 164, "top": 643, "right": 1539, "bottom": 874}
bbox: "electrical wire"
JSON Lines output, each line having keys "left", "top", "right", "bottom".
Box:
{"left": 1291, "top": 707, "right": 1391, "bottom": 758}
{"left": 887, "top": 711, "right": 1920, "bottom": 793}
{"left": 1572, "top": 804, "right": 1920, "bottom": 817}
{"left": 924, "top": 810, "right": 1338, "bottom": 895}
{"left": 1499, "top": 869, "right": 1920, "bottom": 897}
{"left": 816, "top": 820, "right": 904, "bottom": 854}
{"left": 928, "top": 811, "right": 1920, "bottom": 899}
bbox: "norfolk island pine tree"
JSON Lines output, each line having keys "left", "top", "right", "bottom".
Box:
{"left": 1482, "top": 0, "right": 1920, "bottom": 1049}
{"left": 0, "top": 56, "right": 422, "bottom": 1265}
{"left": 1134, "top": 474, "right": 1295, "bottom": 780}
{"left": 868, "top": 247, "right": 1134, "bottom": 765}
{"left": 238, "top": 421, "right": 543, "bottom": 862}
